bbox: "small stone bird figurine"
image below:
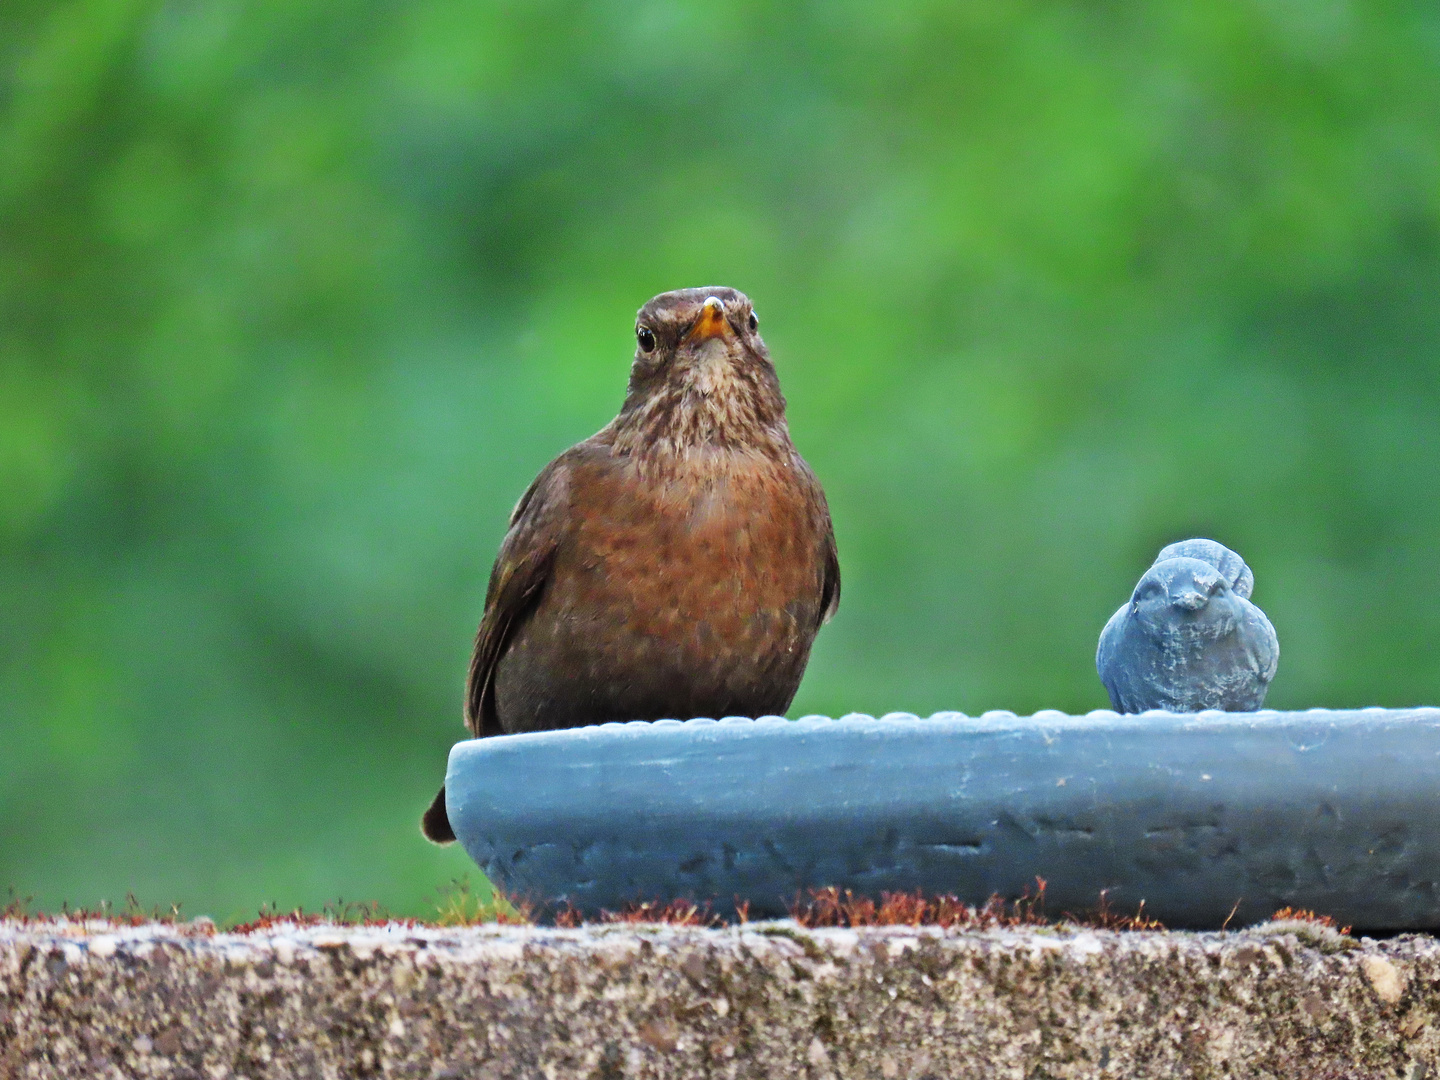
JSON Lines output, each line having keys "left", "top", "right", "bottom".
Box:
{"left": 422, "top": 288, "right": 840, "bottom": 842}
{"left": 1096, "top": 538, "right": 1278, "bottom": 714}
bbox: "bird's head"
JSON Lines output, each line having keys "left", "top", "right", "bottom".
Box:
{"left": 614, "top": 287, "right": 788, "bottom": 455}
{"left": 1128, "top": 556, "right": 1242, "bottom": 639}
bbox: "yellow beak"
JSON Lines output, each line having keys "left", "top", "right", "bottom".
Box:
{"left": 685, "top": 296, "right": 731, "bottom": 343}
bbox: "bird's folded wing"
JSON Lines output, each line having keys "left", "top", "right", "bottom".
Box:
{"left": 1244, "top": 602, "right": 1280, "bottom": 683}
{"left": 796, "top": 454, "right": 840, "bottom": 627}
{"left": 819, "top": 525, "right": 841, "bottom": 627}
{"left": 464, "top": 459, "right": 571, "bottom": 737}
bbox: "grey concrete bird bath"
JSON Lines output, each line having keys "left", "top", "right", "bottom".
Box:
{"left": 444, "top": 708, "right": 1440, "bottom": 928}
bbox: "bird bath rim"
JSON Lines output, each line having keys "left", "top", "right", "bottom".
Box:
{"left": 444, "top": 707, "right": 1440, "bottom": 929}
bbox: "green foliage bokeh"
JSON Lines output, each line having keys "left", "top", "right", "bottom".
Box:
{"left": 4, "top": 0, "right": 1440, "bottom": 919}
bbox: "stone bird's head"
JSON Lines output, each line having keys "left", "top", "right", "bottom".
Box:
{"left": 613, "top": 287, "right": 788, "bottom": 456}
{"left": 1154, "top": 538, "right": 1254, "bottom": 599}
{"left": 1127, "top": 556, "right": 1244, "bottom": 641}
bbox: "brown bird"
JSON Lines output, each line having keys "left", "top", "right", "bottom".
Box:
{"left": 421, "top": 287, "right": 839, "bottom": 842}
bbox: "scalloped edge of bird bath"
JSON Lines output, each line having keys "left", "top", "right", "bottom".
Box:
{"left": 444, "top": 707, "right": 1440, "bottom": 929}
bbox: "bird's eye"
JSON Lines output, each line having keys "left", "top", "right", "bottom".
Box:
{"left": 747, "top": 312, "right": 758, "bottom": 332}
{"left": 637, "top": 327, "right": 656, "bottom": 353}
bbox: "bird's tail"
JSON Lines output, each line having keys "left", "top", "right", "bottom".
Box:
{"left": 421, "top": 785, "right": 456, "bottom": 844}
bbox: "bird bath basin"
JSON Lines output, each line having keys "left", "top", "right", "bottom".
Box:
{"left": 443, "top": 708, "right": 1440, "bottom": 929}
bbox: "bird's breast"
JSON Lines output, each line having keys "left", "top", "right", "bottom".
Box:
{"left": 552, "top": 453, "right": 823, "bottom": 638}
{"left": 491, "top": 445, "right": 830, "bottom": 730}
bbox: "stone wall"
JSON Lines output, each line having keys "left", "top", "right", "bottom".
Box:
{"left": 2, "top": 919, "right": 1436, "bottom": 1079}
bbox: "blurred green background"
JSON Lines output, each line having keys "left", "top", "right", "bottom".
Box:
{"left": 4, "top": 0, "right": 1440, "bottom": 921}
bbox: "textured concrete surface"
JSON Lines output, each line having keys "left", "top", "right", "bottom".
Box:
{"left": 3, "top": 918, "right": 1438, "bottom": 1079}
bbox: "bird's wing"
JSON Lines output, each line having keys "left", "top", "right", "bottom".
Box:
{"left": 818, "top": 522, "right": 841, "bottom": 627}
{"left": 799, "top": 456, "right": 840, "bottom": 627}
{"left": 1244, "top": 602, "right": 1280, "bottom": 683}
{"left": 1095, "top": 605, "right": 1125, "bottom": 675}
{"left": 463, "top": 457, "right": 572, "bottom": 737}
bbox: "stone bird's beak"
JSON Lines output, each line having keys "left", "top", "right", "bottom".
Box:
{"left": 685, "top": 296, "right": 732, "bottom": 343}
{"left": 1171, "top": 569, "right": 1222, "bottom": 611}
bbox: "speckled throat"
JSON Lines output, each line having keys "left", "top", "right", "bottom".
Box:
{"left": 609, "top": 341, "right": 790, "bottom": 459}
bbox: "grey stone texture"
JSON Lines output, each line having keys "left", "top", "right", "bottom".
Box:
{"left": 3, "top": 919, "right": 1438, "bottom": 1079}
{"left": 449, "top": 709, "right": 1440, "bottom": 929}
